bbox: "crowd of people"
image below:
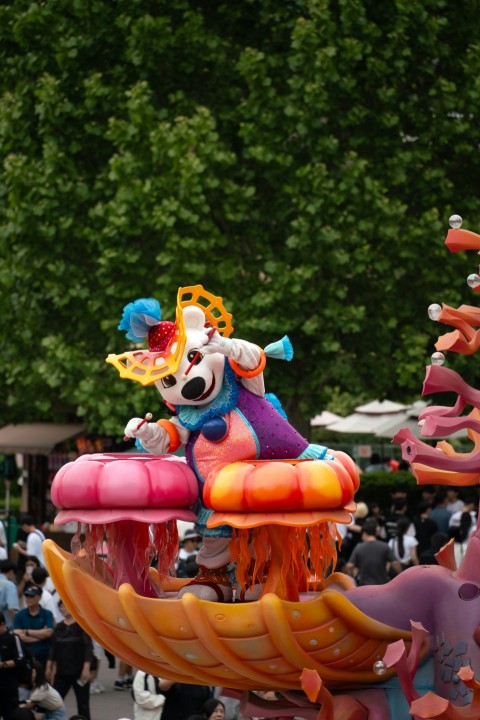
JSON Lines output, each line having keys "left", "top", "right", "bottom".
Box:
{"left": 3, "top": 485, "right": 474, "bottom": 720}
{"left": 0, "top": 536, "right": 97, "bottom": 720}
{"left": 0, "top": 518, "right": 292, "bottom": 720}
{"left": 337, "top": 484, "right": 478, "bottom": 585}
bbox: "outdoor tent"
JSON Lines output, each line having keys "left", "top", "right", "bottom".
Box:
{"left": 325, "top": 399, "right": 409, "bottom": 435}
{"left": 325, "top": 399, "right": 466, "bottom": 440}
{"left": 310, "top": 411, "right": 343, "bottom": 427}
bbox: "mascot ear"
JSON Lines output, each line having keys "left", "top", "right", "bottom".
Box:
{"left": 183, "top": 305, "right": 207, "bottom": 330}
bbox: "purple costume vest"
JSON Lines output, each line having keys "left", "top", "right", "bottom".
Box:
{"left": 185, "top": 386, "right": 309, "bottom": 485}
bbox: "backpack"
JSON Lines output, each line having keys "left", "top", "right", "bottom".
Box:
{"left": 131, "top": 673, "right": 163, "bottom": 702}
{"left": 0, "top": 577, "right": 7, "bottom": 614}
{"left": 13, "top": 633, "right": 34, "bottom": 685}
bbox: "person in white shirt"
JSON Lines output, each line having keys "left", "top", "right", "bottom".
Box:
{"left": 0, "top": 559, "right": 19, "bottom": 627}
{"left": 388, "top": 516, "right": 419, "bottom": 569}
{"left": 0, "top": 521, "right": 7, "bottom": 560}
{"left": 445, "top": 488, "right": 465, "bottom": 515}
{"left": 22, "top": 659, "right": 67, "bottom": 720}
{"left": 13, "top": 515, "right": 46, "bottom": 568}
{"left": 178, "top": 529, "right": 200, "bottom": 560}
{"left": 448, "top": 496, "right": 477, "bottom": 532}
{"left": 176, "top": 529, "right": 201, "bottom": 579}
{"left": 132, "top": 670, "right": 165, "bottom": 720}
{"left": 451, "top": 510, "right": 477, "bottom": 565}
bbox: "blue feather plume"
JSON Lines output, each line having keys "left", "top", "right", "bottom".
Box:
{"left": 118, "top": 298, "right": 161, "bottom": 342}
{"left": 264, "top": 335, "right": 294, "bottom": 361}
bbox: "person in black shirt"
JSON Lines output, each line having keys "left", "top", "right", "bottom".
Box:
{"left": 45, "top": 600, "right": 94, "bottom": 720}
{"left": 385, "top": 498, "right": 412, "bottom": 541}
{"left": 161, "top": 681, "right": 213, "bottom": 720}
{"left": 339, "top": 502, "right": 369, "bottom": 562}
{"left": 13, "top": 586, "right": 54, "bottom": 667}
{"left": 0, "top": 610, "right": 22, "bottom": 720}
{"left": 413, "top": 502, "right": 438, "bottom": 557}
{"left": 11, "top": 710, "right": 35, "bottom": 720}
{"left": 419, "top": 532, "right": 448, "bottom": 565}
{"left": 346, "top": 520, "right": 401, "bottom": 585}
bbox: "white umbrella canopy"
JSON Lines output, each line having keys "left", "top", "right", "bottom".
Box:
{"left": 326, "top": 399, "right": 410, "bottom": 434}
{"left": 355, "top": 399, "right": 408, "bottom": 414}
{"left": 326, "top": 397, "right": 468, "bottom": 439}
{"left": 326, "top": 413, "right": 398, "bottom": 434}
{"left": 374, "top": 415, "right": 421, "bottom": 438}
{"left": 310, "top": 411, "right": 343, "bottom": 427}
{"left": 373, "top": 401, "right": 428, "bottom": 438}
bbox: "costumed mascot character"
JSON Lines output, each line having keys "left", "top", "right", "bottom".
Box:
{"left": 107, "top": 285, "right": 332, "bottom": 603}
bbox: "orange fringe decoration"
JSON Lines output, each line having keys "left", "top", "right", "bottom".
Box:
{"left": 230, "top": 522, "right": 338, "bottom": 595}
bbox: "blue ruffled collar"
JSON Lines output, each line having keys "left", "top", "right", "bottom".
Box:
{"left": 175, "top": 359, "right": 239, "bottom": 431}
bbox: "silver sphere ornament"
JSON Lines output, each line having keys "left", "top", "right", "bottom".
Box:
{"left": 373, "top": 660, "right": 387, "bottom": 676}
{"left": 449, "top": 214, "right": 463, "bottom": 229}
{"left": 428, "top": 304, "right": 442, "bottom": 321}
{"left": 431, "top": 352, "right": 445, "bottom": 366}
{"left": 467, "top": 274, "right": 480, "bottom": 289}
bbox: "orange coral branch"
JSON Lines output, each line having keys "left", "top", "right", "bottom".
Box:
{"left": 300, "top": 668, "right": 335, "bottom": 720}
{"left": 445, "top": 227, "right": 480, "bottom": 253}
{"left": 410, "top": 664, "right": 480, "bottom": 718}
{"left": 435, "top": 538, "right": 457, "bottom": 571}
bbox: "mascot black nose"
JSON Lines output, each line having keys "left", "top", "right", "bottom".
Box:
{"left": 181, "top": 376, "right": 206, "bottom": 400}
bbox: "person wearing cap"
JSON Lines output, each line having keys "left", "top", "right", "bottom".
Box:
{"left": 176, "top": 529, "right": 201, "bottom": 579}
{"left": 13, "top": 585, "right": 54, "bottom": 666}
{"left": 31, "top": 567, "right": 63, "bottom": 624}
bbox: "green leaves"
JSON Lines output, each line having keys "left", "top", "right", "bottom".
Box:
{"left": 1, "top": 0, "right": 480, "bottom": 437}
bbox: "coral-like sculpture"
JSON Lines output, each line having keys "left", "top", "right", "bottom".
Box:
{"left": 387, "top": 215, "right": 480, "bottom": 717}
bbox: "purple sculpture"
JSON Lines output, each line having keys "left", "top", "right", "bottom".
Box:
{"left": 332, "top": 215, "right": 480, "bottom": 719}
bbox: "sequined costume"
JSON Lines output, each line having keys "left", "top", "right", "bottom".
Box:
{"left": 173, "top": 361, "right": 329, "bottom": 537}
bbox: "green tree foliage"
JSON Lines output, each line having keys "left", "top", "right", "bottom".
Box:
{"left": 1, "top": 0, "right": 480, "bottom": 437}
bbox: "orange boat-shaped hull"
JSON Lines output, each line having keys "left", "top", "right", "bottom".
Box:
{"left": 44, "top": 539, "right": 416, "bottom": 691}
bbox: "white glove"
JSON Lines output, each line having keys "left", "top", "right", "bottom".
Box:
{"left": 199, "top": 331, "right": 262, "bottom": 372}
{"left": 199, "top": 330, "right": 233, "bottom": 356}
{"left": 123, "top": 418, "right": 170, "bottom": 455}
{"left": 124, "top": 417, "right": 156, "bottom": 441}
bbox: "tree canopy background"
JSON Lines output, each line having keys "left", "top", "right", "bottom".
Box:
{"left": 1, "top": 0, "right": 480, "bottom": 438}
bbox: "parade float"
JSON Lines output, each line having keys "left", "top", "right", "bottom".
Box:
{"left": 44, "top": 217, "right": 480, "bottom": 719}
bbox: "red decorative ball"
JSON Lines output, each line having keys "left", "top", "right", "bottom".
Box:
{"left": 148, "top": 321, "right": 176, "bottom": 351}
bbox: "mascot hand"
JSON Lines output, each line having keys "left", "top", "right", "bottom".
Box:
{"left": 124, "top": 418, "right": 169, "bottom": 454}
{"left": 124, "top": 417, "right": 156, "bottom": 441}
{"left": 201, "top": 332, "right": 262, "bottom": 371}
{"left": 200, "top": 330, "right": 233, "bottom": 357}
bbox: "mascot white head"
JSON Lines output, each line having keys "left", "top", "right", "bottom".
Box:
{"left": 106, "top": 285, "right": 237, "bottom": 407}
{"left": 155, "top": 305, "right": 226, "bottom": 407}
